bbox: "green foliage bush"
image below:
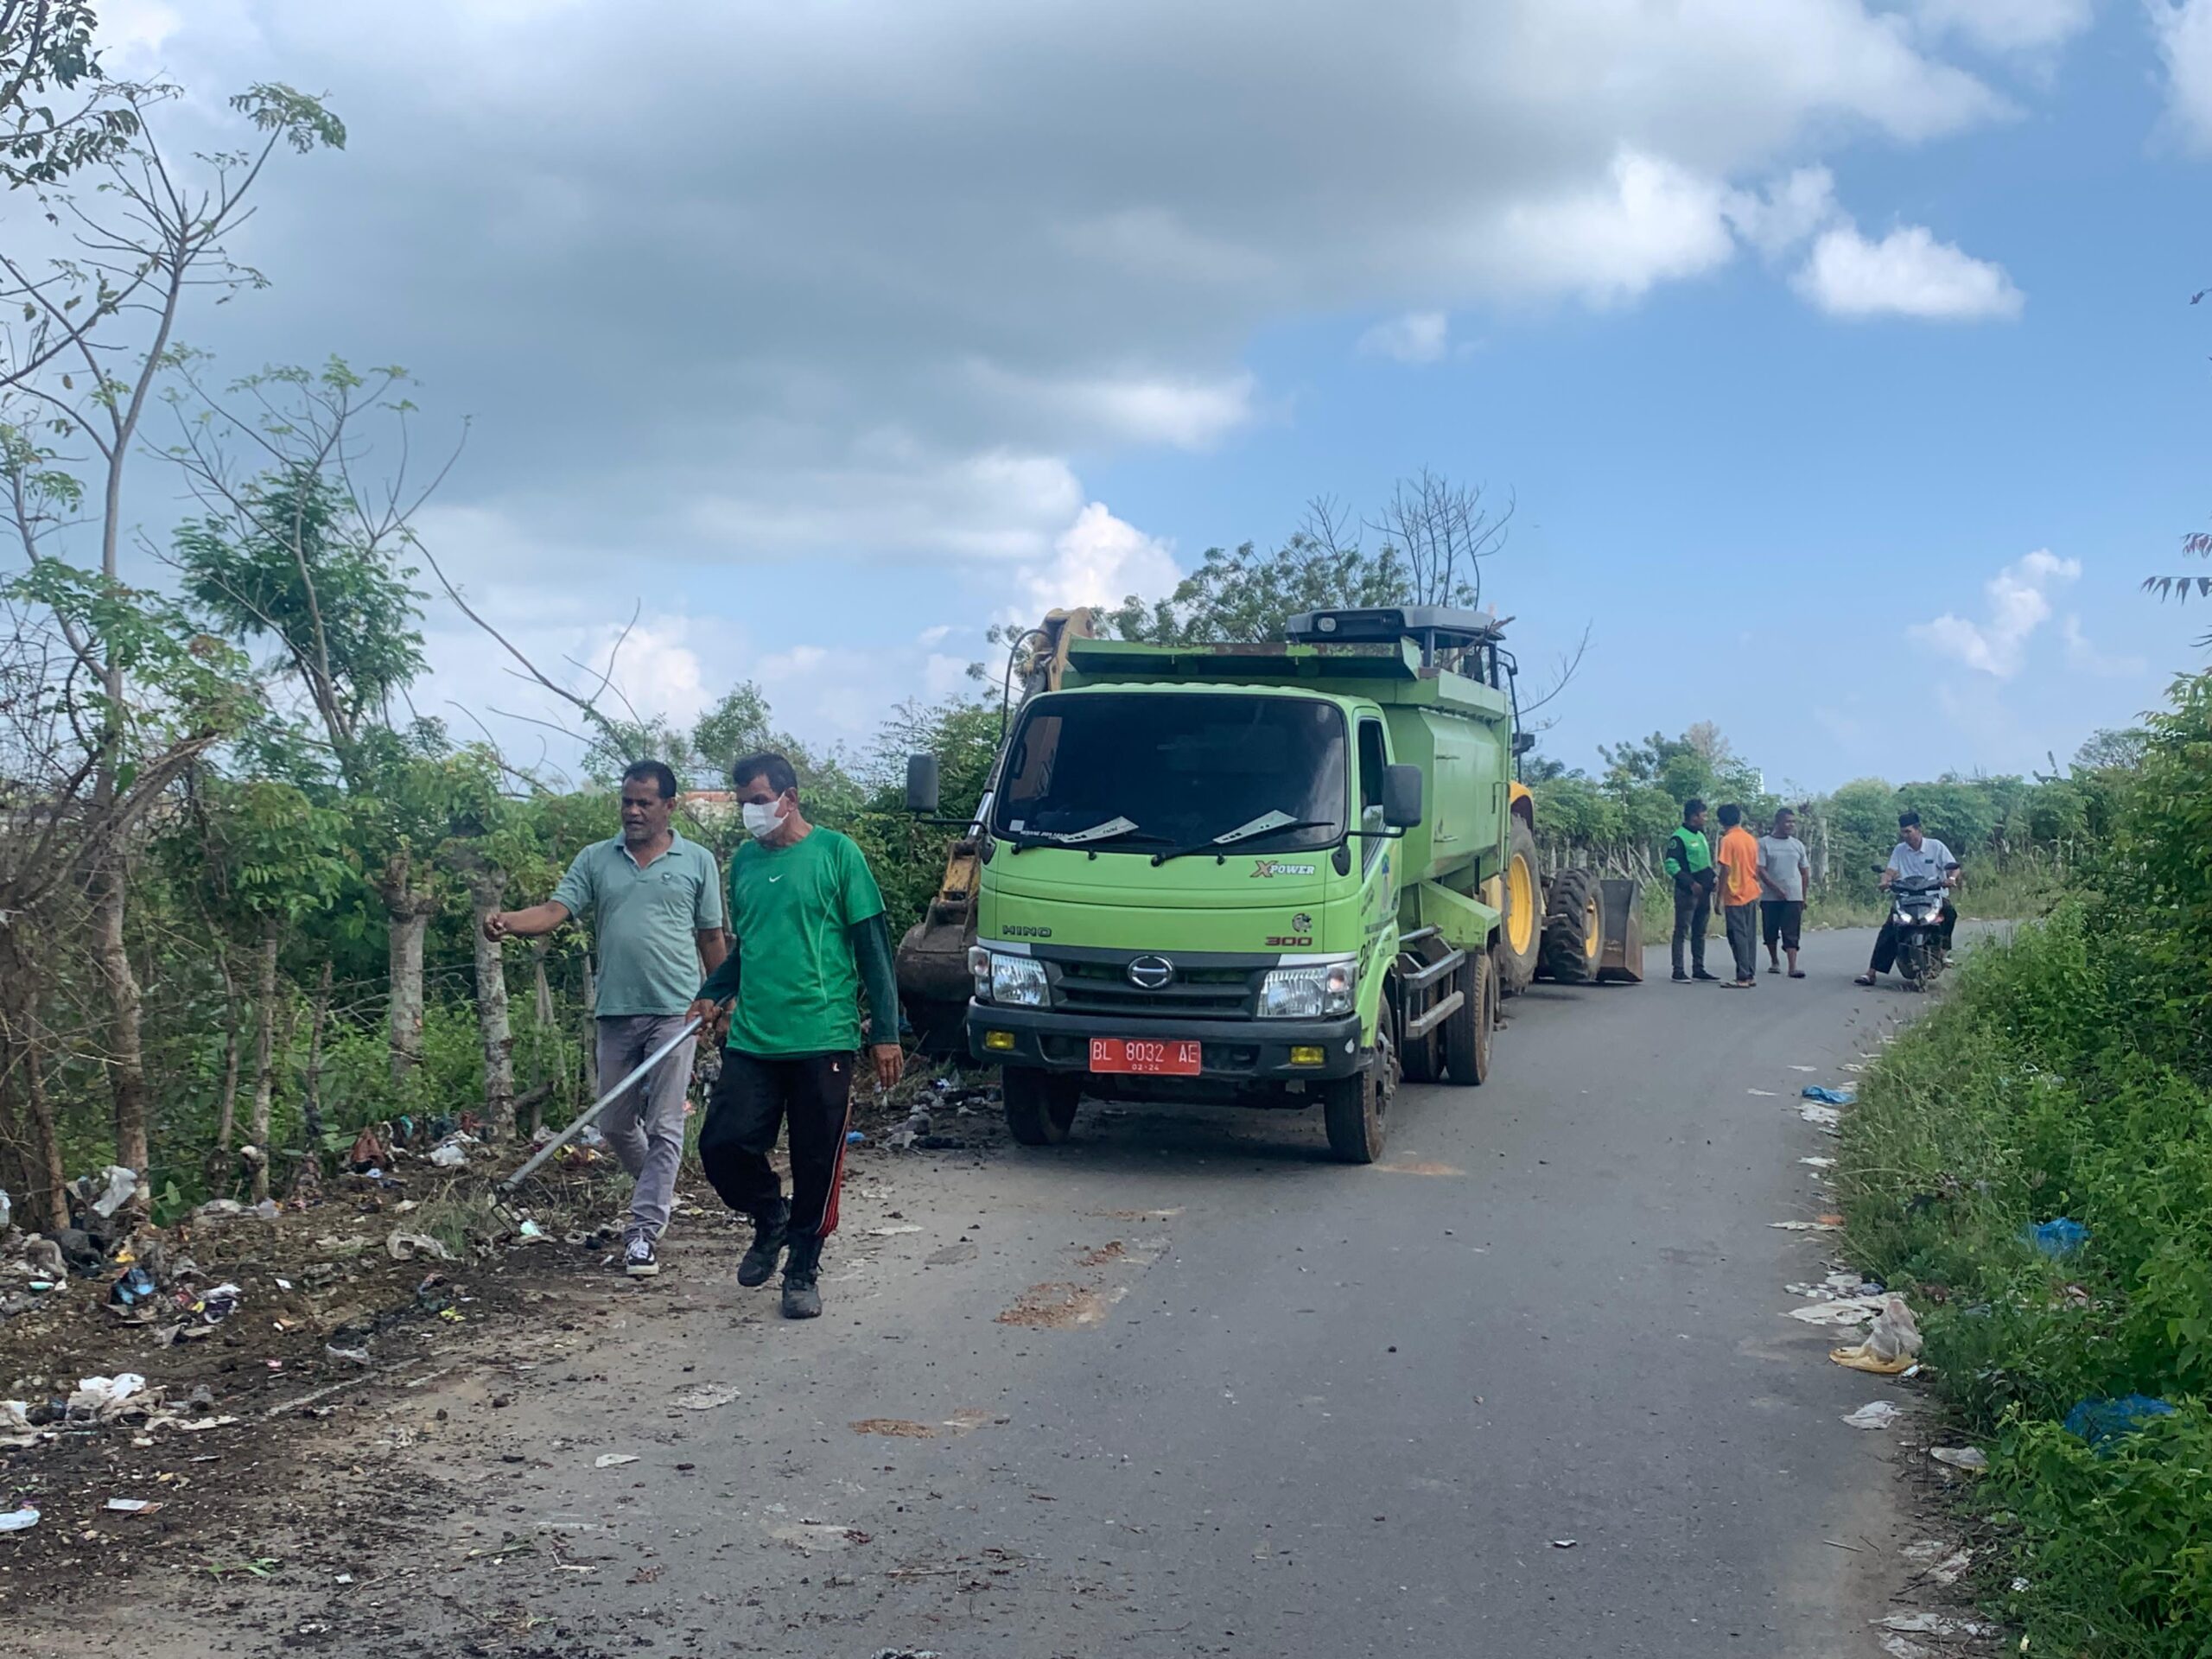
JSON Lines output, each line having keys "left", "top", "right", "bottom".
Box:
{"left": 1838, "top": 671, "right": 2212, "bottom": 1654}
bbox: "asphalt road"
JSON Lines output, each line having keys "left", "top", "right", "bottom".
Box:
{"left": 372, "top": 931, "right": 1929, "bottom": 1658}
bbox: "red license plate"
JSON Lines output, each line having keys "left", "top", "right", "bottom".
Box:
{"left": 1089, "top": 1038, "right": 1203, "bottom": 1076}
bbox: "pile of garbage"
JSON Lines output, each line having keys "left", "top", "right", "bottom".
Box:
{"left": 872, "top": 1075, "right": 1000, "bottom": 1153}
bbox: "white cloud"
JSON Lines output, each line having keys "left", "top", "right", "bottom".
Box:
{"left": 1795, "top": 223, "right": 2024, "bottom": 319}
{"left": 1910, "top": 549, "right": 2081, "bottom": 677}
{"left": 1725, "top": 167, "right": 1843, "bottom": 257}
{"left": 2150, "top": 1, "right": 2212, "bottom": 153}
{"left": 127, "top": 0, "right": 2030, "bottom": 580}
{"left": 2060, "top": 613, "right": 2147, "bottom": 677}
{"left": 1006, "top": 502, "right": 1182, "bottom": 625}
{"left": 1484, "top": 150, "right": 1740, "bottom": 305}
{"left": 1913, "top": 0, "right": 2097, "bottom": 53}
{"left": 1358, "top": 311, "right": 1452, "bottom": 365}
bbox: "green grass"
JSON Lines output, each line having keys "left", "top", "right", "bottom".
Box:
{"left": 1838, "top": 906, "right": 2212, "bottom": 1656}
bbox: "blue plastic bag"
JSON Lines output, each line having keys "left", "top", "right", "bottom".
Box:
{"left": 2063, "top": 1395, "right": 2176, "bottom": 1451}
{"left": 1801, "top": 1085, "right": 1856, "bottom": 1106}
{"left": 2024, "top": 1217, "right": 2089, "bottom": 1257}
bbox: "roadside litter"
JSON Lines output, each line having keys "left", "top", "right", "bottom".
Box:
{"left": 103, "top": 1497, "right": 162, "bottom": 1515}
{"left": 2024, "top": 1217, "right": 2089, "bottom": 1258}
{"left": 1842, "top": 1400, "right": 1904, "bottom": 1430}
{"left": 672, "top": 1383, "right": 741, "bottom": 1411}
{"left": 68, "top": 1373, "right": 148, "bottom": 1420}
{"left": 1801, "top": 1085, "right": 1856, "bottom": 1106}
{"left": 1831, "top": 1296, "right": 1923, "bottom": 1373}
{"left": 1786, "top": 1296, "right": 1886, "bottom": 1326}
{"left": 1930, "top": 1446, "right": 1989, "bottom": 1471}
{"left": 1878, "top": 1612, "right": 1993, "bottom": 1637}
{"left": 2063, "top": 1395, "right": 2177, "bottom": 1451}
{"left": 1769, "top": 1220, "right": 1840, "bottom": 1232}
{"left": 0, "top": 1505, "right": 39, "bottom": 1532}
{"left": 1799, "top": 1103, "right": 1841, "bottom": 1132}
{"left": 385, "top": 1230, "right": 453, "bottom": 1262}
{"left": 594, "top": 1453, "right": 640, "bottom": 1467}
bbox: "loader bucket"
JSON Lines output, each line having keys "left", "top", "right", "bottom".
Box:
{"left": 895, "top": 842, "right": 982, "bottom": 1055}
{"left": 1594, "top": 876, "right": 1645, "bottom": 984}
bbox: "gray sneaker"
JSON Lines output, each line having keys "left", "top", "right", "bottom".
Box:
{"left": 624, "top": 1233, "right": 659, "bottom": 1278}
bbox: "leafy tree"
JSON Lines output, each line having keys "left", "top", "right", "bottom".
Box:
{"left": 1102, "top": 499, "right": 1412, "bottom": 645}
{"left": 173, "top": 417, "right": 431, "bottom": 785}
{"left": 0, "top": 1, "right": 139, "bottom": 196}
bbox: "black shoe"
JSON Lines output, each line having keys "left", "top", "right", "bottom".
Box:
{"left": 1672, "top": 969, "right": 1690, "bottom": 982}
{"left": 623, "top": 1232, "right": 659, "bottom": 1278}
{"left": 1692, "top": 969, "right": 1720, "bottom": 982}
{"left": 780, "top": 1233, "right": 823, "bottom": 1320}
{"left": 738, "top": 1201, "right": 789, "bottom": 1288}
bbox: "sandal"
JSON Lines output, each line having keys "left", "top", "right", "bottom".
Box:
{"left": 1789, "top": 969, "right": 1806, "bottom": 980}
{"left": 1853, "top": 974, "right": 1876, "bottom": 988}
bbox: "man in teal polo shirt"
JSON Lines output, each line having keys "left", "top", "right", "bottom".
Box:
{"left": 687, "top": 751, "right": 904, "bottom": 1320}
{"left": 487, "top": 760, "right": 727, "bottom": 1277}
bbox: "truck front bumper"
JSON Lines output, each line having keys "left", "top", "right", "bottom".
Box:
{"left": 966, "top": 1002, "right": 1365, "bottom": 1082}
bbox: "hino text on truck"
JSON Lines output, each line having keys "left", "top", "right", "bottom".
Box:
{"left": 897, "top": 607, "right": 1642, "bottom": 1163}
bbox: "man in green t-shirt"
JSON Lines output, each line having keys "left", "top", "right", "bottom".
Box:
{"left": 687, "top": 752, "right": 904, "bottom": 1319}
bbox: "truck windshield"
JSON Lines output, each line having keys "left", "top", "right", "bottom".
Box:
{"left": 994, "top": 693, "right": 1348, "bottom": 855}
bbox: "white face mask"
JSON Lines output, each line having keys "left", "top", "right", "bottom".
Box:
{"left": 741, "top": 798, "right": 787, "bottom": 842}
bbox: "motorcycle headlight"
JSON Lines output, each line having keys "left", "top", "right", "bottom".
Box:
{"left": 1258, "top": 958, "right": 1357, "bottom": 1019}
{"left": 969, "top": 947, "right": 1046, "bottom": 1007}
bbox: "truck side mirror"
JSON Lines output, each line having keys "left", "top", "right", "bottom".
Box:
{"left": 1511, "top": 731, "right": 1536, "bottom": 756}
{"left": 1382, "top": 764, "right": 1423, "bottom": 830}
{"left": 905, "top": 753, "right": 941, "bottom": 815}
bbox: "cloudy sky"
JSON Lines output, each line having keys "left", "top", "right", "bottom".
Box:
{"left": 80, "top": 0, "right": 2212, "bottom": 790}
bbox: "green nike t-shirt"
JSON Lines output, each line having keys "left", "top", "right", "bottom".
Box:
{"left": 722, "top": 827, "right": 887, "bottom": 1057}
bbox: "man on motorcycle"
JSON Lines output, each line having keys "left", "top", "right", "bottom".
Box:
{"left": 1854, "top": 810, "right": 1961, "bottom": 988}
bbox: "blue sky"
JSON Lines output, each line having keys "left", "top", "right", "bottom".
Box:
{"left": 78, "top": 1, "right": 2212, "bottom": 791}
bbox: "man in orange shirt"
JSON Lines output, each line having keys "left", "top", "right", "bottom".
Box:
{"left": 1714, "top": 804, "right": 1762, "bottom": 989}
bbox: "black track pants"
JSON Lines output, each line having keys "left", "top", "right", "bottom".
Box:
{"left": 697, "top": 1051, "right": 855, "bottom": 1238}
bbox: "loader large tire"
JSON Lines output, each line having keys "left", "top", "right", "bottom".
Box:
{"left": 1540, "top": 867, "right": 1605, "bottom": 986}
{"left": 1442, "top": 950, "right": 1494, "bottom": 1086}
{"left": 1498, "top": 815, "right": 1543, "bottom": 996}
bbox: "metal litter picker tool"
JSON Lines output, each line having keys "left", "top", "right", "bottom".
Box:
{"left": 495, "top": 1016, "right": 702, "bottom": 1223}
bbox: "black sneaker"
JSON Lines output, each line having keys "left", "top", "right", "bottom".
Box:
{"left": 738, "top": 1201, "right": 789, "bottom": 1288}
{"left": 624, "top": 1233, "right": 659, "bottom": 1278}
{"left": 780, "top": 1233, "right": 823, "bottom": 1320}
{"left": 1672, "top": 969, "right": 1689, "bottom": 982}
{"left": 1692, "top": 969, "right": 1720, "bottom": 982}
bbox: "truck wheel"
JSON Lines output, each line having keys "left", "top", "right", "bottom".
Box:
{"left": 1322, "top": 1040, "right": 1392, "bottom": 1164}
{"left": 1499, "top": 815, "right": 1542, "bottom": 996}
{"left": 1539, "top": 867, "right": 1604, "bottom": 985}
{"left": 1003, "top": 1068, "right": 1080, "bottom": 1146}
{"left": 1443, "top": 950, "right": 1494, "bottom": 1085}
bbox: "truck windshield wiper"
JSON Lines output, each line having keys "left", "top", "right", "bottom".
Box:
{"left": 1150, "top": 815, "right": 1338, "bottom": 867}
{"left": 1003, "top": 817, "right": 1169, "bottom": 855}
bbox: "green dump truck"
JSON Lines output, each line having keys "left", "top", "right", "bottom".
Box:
{"left": 903, "top": 606, "right": 1639, "bottom": 1163}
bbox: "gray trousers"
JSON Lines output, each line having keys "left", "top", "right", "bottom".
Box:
{"left": 1724, "top": 903, "right": 1759, "bottom": 982}
{"left": 594, "top": 1014, "right": 698, "bottom": 1238}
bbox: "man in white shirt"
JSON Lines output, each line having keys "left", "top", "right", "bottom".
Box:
{"left": 1855, "top": 810, "right": 1961, "bottom": 988}
{"left": 1757, "top": 807, "right": 1812, "bottom": 978}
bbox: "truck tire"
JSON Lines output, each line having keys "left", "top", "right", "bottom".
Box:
{"left": 1539, "top": 867, "right": 1605, "bottom": 985}
{"left": 1499, "top": 814, "right": 1542, "bottom": 996}
{"left": 1003, "top": 1068, "right": 1080, "bottom": 1146}
{"left": 1322, "top": 1039, "right": 1392, "bottom": 1164}
{"left": 1442, "top": 950, "right": 1494, "bottom": 1085}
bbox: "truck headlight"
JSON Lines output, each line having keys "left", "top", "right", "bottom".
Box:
{"left": 969, "top": 946, "right": 1046, "bottom": 1007}
{"left": 1258, "top": 958, "right": 1356, "bottom": 1019}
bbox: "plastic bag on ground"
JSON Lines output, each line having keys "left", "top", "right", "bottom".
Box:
{"left": 2063, "top": 1395, "right": 2177, "bottom": 1451}
{"left": 68, "top": 1373, "right": 148, "bottom": 1421}
{"left": 2024, "top": 1217, "right": 2089, "bottom": 1257}
{"left": 0, "top": 1505, "right": 38, "bottom": 1532}
{"left": 1830, "top": 1295, "right": 1922, "bottom": 1374}
{"left": 386, "top": 1230, "right": 453, "bottom": 1262}
{"left": 1801, "top": 1085, "right": 1856, "bottom": 1106}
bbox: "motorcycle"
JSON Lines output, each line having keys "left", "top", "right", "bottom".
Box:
{"left": 1885, "top": 870, "right": 1956, "bottom": 989}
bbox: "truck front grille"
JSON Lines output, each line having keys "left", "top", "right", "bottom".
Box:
{"left": 1052, "top": 960, "right": 1254, "bottom": 1019}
